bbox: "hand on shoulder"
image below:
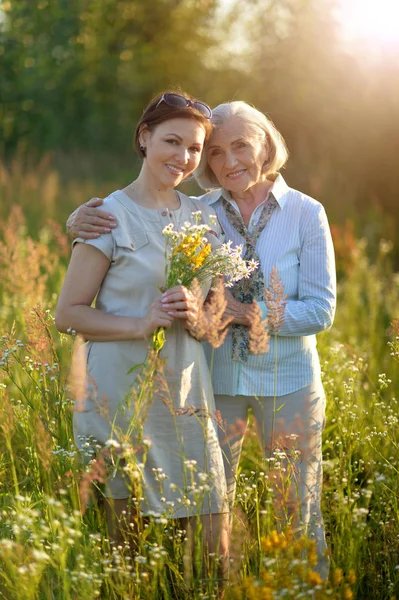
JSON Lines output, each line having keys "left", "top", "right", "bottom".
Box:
{"left": 66, "top": 197, "right": 117, "bottom": 240}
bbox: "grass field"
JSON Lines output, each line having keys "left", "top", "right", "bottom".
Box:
{"left": 0, "top": 164, "right": 398, "bottom": 599}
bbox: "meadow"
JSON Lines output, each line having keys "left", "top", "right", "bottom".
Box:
{"left": 0, "top": 161, "right": 398, "bottom": 600}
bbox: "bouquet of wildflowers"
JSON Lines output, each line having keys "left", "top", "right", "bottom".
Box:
{"left": 152, "top": 211, "right": 258, "bottom": 351}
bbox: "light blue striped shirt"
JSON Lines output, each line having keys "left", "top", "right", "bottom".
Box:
{"left": 196, "top": 175, "right": 336, "bottom": 397}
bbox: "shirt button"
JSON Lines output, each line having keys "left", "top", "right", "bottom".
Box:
{"left": 131, "top": 243, "right": 135, "bottom": 249}
{"left": 162, "top": 210, "right": 168, "bottom": 216}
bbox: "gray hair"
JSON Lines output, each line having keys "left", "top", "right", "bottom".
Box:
{"left": 195, "top": 101, "right": 289, "bottom": 190}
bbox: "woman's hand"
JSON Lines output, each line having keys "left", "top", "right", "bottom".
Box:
{"left": 161, "top": 286, "right": 199, "bottom": 329}
{"left": 222, "top": 288, "right": 252, "bottom": 326}
{"left": 66, "top": 197, "right": 117, "bottom": 240}
{"left": 140, "top": 299, "right": 174, "bottom": 339}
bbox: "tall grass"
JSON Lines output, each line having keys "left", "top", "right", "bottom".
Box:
{"left": 0, "top": 164, "right": 398, "bottom": 599}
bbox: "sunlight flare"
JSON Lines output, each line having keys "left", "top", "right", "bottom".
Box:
{"left": 339, "top": 0, "right": 399, "bottom": 47}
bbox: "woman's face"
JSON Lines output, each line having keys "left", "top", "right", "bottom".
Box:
{"left": 141, "top": 118, "right": 206, "bottom": 189}
{"left": 206, "top": 116, "right": 268, "bottom": 193}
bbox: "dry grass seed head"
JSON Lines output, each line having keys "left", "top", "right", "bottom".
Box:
{"left": 45, "top": 219, "right": 70, "bottom": 259}
{"left": 34, "top": 415, "right": 52, "bottom": 472}
{"left": 154, "top": 362, "right": 176, "bottom": 416}
{"left": 265, "top": 266, "right": 287, "bottom": 333}
{"left": 0, "top": 388, "right": 14, "bottom": 437}
{"left": 248, "top": 300, "right": 270, "bottom": 355}
{"left": 387, "top": 318, "right": 399, "bottom": 335}
{"left": 194, "top": 278, "right": 232, "bottom": 348}
{"left": 0, "top": 207, "right": 60, "bottom": 307}
{"left": 129, "top": 350, "right": 168, "bottom": 425}
{"left": 25, "top": 304, "right": 57, "bottom": 363}
{"left": 186, "top": 278, "right": 204, "bottom": 333}
{"left": 222, "top": 417, "right": 247, "bottom": 443}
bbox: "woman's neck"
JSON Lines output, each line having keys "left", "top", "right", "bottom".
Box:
{"left": 123, "top": 170, "right": 180, "bottom": 210}
{"left": 230, "top": 179, "right": 274, "bottom": 226}
{"left": 230, "top": 178, "right": 273, "bottom": 207}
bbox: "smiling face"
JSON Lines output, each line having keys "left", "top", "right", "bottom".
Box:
{"left": 140, "top": 118, "right": 206, "bottom": 189}
{"left": 206, "top": 116, "right": 269, "bottom": 194}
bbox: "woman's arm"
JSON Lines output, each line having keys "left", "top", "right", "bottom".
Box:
{"left": 257, "top": 205, "right": 336, "bottom": 336}
{"left": 55, "top": 243, "right": 173, "bottom": 341}
{"left": 220, "top": 205, "right": 336, "bottom": 335}
{"left": 66, "top": 198, "right": 117, "bottom": 240}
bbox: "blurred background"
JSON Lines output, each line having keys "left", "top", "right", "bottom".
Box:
{"left": 1, "top": 0, "right": 398, "bottom": 261}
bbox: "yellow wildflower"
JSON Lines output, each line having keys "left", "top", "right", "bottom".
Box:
{"left": 333, "top": 567, "right": 343, "bottom": 586}
{"left": 193, "top": 243, "right": 211, "bottom": 268}
{"left": 343, "top": 586, "right": 353, "bottom": 600}
{"left": 307, "top": 569, "right": 323, "bottom": 586}
{"left": 259, "top": 589, "right": 273, "bottom": 600}
{"left": 262, "top": 537, "right": 272, "bottom": 552}
{"left": 347, "top": 569, "right": 356, "bottom": 585}
{"left": 307, "top": 541, "right": 318, "bottom": 566}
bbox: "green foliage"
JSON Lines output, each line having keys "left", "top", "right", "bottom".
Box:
{"left": 0, "top": 0, "right": 218, "bottom": 154}
{"left": 2, "top": 0, "right": 399, "bottom": 255}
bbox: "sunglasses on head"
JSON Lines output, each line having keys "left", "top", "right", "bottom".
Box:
{"left": 156, "top": 93, "right": 212, "bottom": 119}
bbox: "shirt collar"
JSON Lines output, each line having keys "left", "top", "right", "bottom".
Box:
{"left": 206, "top": 174, "right": 290, "bottom": 210}
{"left": 269, "top": 174, "right": 290, "bottom": 209}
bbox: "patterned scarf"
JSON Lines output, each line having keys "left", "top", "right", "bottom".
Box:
{"left": 222, "top": 195, "right": 278, "bottom": 362}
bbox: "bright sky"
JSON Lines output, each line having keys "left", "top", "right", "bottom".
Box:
{"left": 338, "top": 0, "right": 399, "bottom": 49}
{"left": 219, "top": 0, "right": 399, "bottom": 54}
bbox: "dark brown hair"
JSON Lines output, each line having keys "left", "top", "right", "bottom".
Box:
{"left": 134, "top": 90, "right": 213, "bottom": 158}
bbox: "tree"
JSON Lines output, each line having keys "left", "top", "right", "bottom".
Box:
{"left": 0, "top": 0, "right": 219, "bottom": 155}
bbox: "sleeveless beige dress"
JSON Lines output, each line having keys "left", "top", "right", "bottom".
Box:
{"left": 73, "top": 190, "right": 227, "bottom": 518}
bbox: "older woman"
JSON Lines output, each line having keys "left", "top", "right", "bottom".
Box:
{"left": 67, "top": 101, "right": 336, "bottom": 578}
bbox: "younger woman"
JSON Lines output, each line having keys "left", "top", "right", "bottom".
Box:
{"left": 56, "top": 92, "right": 229, "bottom": 557}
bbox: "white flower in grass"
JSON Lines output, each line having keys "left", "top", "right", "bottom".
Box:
{"left": 105, "top": 439, "right": 120, "bottom": 449}
{"left": 199, "top": 484, "right": 210, "bottom": 492}
{"left": 32, "top": 549, "right": 50, "bottom": 561}
{"left": 184, "top": 459, "right": 197, "bottom": 470}
{"left": 18, "top": 566, "right": 29, "bottom": 574}
{"left": 0, "top": 539, "right": 16, "bottom": 549}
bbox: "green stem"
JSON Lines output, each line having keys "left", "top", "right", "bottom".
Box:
{"left": 6, "top": 438, "right": 20, "bottom": 496}
{"left": 271, "top": 333, "right": 278, "bottom": 453}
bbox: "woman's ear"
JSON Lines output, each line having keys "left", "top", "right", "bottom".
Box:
{"left": 138, "top": 126, "right": 150, "bottom": 148}
{"left": 261, "top": 140, "right": 271, "bottom": 173}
